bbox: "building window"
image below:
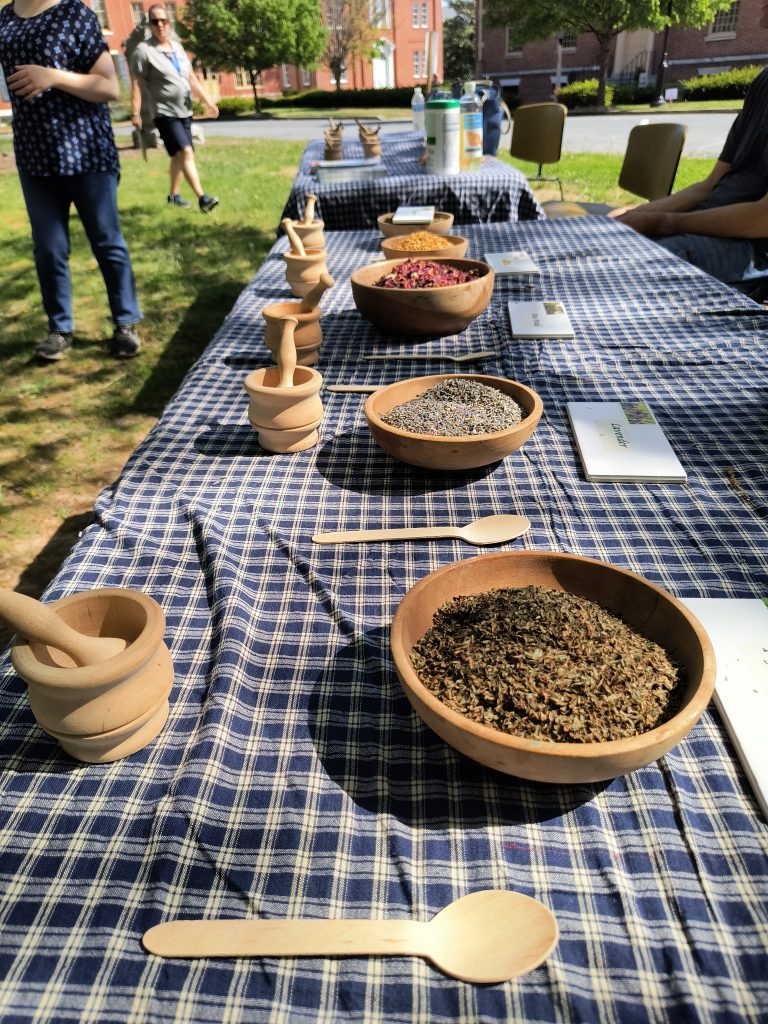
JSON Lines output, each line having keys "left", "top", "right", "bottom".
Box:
{"left": 412, "top": 1, "right": 419, "bottom": 28}
{"left": 557, "top": 31, "right": 577, "bottom": 49}
{"left": 301, "top": 67, "right": 312, "bottom": 87}
{"left": 130, "top": 2, "right": 143, "bottom": 26}
{"left": 421, "top": 1, "right": 428, "bottom": 27}
{"left": 282, "top": 64, "right": 291, "bottom": 88}
{"left": 235, "top": 68, "right": 249, "bottom": 88}
{"left": 326, "top": 0, "right": 342, "bottom": 29}
{"left": 710, "top": 1, "right": 739, "bottom": 35}
{"left": 90, "top": 0, "right": 110, "bottom": 30}
{"left": 369, "top": 0, "right": 389, "bottom": 28}
{"left": 413, "top": 48, "right": 427, "bottom": 79}
{"left": 331, "top": 66, "right": 348, "bottom": 85}
{"left": 165, "top": 2, "right": 177, "bottom": 24}
{"left": 505, "top": 28, "right": 522, "bottom": 56}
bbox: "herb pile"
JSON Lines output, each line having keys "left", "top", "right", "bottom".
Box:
{"left": 381, "top": 379, "right": 523, "bottom": 437}
{"left": 386, "top": 231, "right": 454, "bottom": 252}
{"left": 375, "top": 259, "right": 479, "bottom": 289}
{"left": 410, "top": 585, "right": 684, "bottom": 743}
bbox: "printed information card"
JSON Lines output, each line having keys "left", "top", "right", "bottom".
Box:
{"left": 508, "top": 300, "right": 575, "bottom": 339}
{"left": 566, "top": 400, "right": 687, "bottom": 482}
{"left": 485, "top": 250, "right": 540, "bottom": 275}
{"left": 391, "top": 205, "right": 436, "bottom": 224}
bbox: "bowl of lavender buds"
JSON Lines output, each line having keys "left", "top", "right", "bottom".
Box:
{"left": 350, "top": 257, "right": 494, "bottom": 337}
{"left": 391, "top": 551, "right": 716, "bottom": 784}
{"left": 364, "top": 374, "right": 543, "bottom": 470}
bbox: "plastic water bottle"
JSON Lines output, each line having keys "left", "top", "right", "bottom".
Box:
{"left": 411, "top": 85, "right": 425, "bottom": 138}
{"left": 460, "top": 81, "right": 483, "bottom": 171}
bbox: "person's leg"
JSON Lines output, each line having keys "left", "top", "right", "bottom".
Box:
{"left": 176, "top": 145, "right": 204, "bottom": 198}
{"left": 169, "top": 150, "right": 185, "bottom": 196}
{"left": 18, "top": 170, "right": 74, "bottom": 338}
{"left": 656, "top": 234, "right": 757, "bottom": 284}
{"left": 70, "top": 171, "right": 142, "bottom": 354}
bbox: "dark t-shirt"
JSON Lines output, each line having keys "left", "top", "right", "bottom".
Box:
{"left": 702, "top": 67, "right": 768, "bottom": 211}
{"left": 0, "top": 0, "right": 119, "bottom": 177}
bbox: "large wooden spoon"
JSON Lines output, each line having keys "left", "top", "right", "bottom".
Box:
{"left": 0, "top": 588, "right": 126, "bottom": 666}
{"left": 312, "top": 514, "right": 531, "bottom": 546}
{"left": 363, "top": 351, "right": 494, "bottom": 363}
{"left": 142, "top": 889, "right": 558, "bottom": 983}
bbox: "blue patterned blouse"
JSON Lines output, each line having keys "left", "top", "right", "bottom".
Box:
{"left": 0, "top": 0, "right": 119, "bottom": 177}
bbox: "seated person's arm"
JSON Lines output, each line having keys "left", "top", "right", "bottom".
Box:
{"left": 7, "top": 50, "right": 119, "bottom": 104}
{"left": 609, "top": 160, "right": 730, "bottom": 221}
{"left": 622, "top": 190, "right": 768, "bottom": 239}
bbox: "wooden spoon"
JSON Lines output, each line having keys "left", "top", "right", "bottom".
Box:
{"left": 142, "top": 889, "right": 558, "bottom": 982}
{"left": 0, "top": 588, "right": 126, "bottom": 666}
{"left": 299, "top": 271, "right": 335, "bottom": 314}
{"left": 312, "top": 514, "right": 531, "bottom": 546}
{"left": 281, "top": 218, "right": 306, "bottom": 257}
{"left": 363, "top": 351, "right": 494, "bottom": 363}
{"left": 302, "top": 193, "right": 317, "bottom": 224}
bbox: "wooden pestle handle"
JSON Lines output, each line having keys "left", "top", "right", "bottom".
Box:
{"left": 277, "top": 317, "right": 299, "bottom": 388}
{"left": 299, "top": 272, "right": 334, "bottom": 313}
{"left": 302, "top": 194, "right": 317, "bottom": 225}
{"left": 143, "top": 917, "right": 420, "bottom": 960}
{"left": 313, "top": 526, "right": 460, "bottom": 544}
{"left": 280, "top": 218, "right": 306, "bottom": 257}
{"left": 0, "top": 588, "right": 125, "bottom": 666}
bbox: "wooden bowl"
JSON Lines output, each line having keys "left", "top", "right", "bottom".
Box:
{"left": 378, "top": 211, "right": 454, "bottom": 238}
{"left": 364, "top": 374, "right": 542, "bottom": 470}
{"left": 351, "top": 258, "right": 494, "bottom": 337}
{"left": 391, "top": 551, "right": 716, "bottom": 784}
{"left": 381, "top": 233, "right": 469, "bottom": 261}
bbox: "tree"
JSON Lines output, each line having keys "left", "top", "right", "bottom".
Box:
{"left": 323, "top": 0, "right": 382, "bottom": 91}
{"left": 177, "top": 0, "right": 327, "bottom": 113}
{"left": 443, "top": 0, "right": 476, "bottom": 84}
{"left": 482, "top": 0, "right": 735, "bottom": 107}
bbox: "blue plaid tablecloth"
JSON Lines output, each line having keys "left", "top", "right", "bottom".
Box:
{"left": 1, "top": 218, "right": 767, "bottom": 1023}
{"left": 279, "top": 130, "right": 543, "bottom": 229}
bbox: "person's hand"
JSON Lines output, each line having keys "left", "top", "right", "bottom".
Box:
{"left": 205, "top": 99, "right": 219, "bottom": 119}
{"left": 614, "top": 207, "right": 670, "bottom": 236}
{"left": 7, "top": 64, "right": 56, "bottom": 101}
{"left": 131, "top": 113, "right": 143, "bottom": 130}
{"left": 607, "top": 204, "right": 638, "bottom": 219}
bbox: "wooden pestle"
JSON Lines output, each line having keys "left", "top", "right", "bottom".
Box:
{"left": 277, "top": 317, "right": 299, "bottom": 388}
{"left": 281, "top": 218, "right": 306, "bottom": 257}
{"left": 299, "top": 272, "right": 335, "bottom": 314}
{"left": 302, "top": 194, "right": 317, "bottom": 225}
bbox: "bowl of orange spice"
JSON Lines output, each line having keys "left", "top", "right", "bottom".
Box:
{"left": 381, "top": 231, "right": 469, "bottom": 261}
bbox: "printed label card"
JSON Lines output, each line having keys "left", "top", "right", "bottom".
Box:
{"left": 566, "top": 400, "right": 687, "bottom": 482}
{"left": 391, "top": 205, "right": 436, "bottom": 224}
{"left": 508, "top": 300, "right": 574, "bottom": 339}
{"left": 485, "top": 250, "right": 540, "bottom": 275}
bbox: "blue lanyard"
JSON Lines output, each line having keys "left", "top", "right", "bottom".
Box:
{"left": 164, "top": 50, "right": 182, "bottom": 75}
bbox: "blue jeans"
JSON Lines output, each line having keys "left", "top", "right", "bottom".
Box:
{"left": 19, "top": 170, "right": 141, "bottom": 334}
{"left": 656, "top": 233, "right": 758, "bottom": 285}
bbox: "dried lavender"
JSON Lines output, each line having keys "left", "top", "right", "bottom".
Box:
{"left": 381, "top": 379, "right": 523, "bottom": 436}
{"left": 411, "top": 585, "right": 684, "bottom": 743}
{"left": 375, "top": 259, "right": 479, "bottom": 289}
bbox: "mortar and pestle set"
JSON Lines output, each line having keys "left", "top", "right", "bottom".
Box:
{"left": 1, "top": 587, "right": 173, "bottom": 763}
{"left": 357, "top": 120, "right": 381, "bottom": 159}
{"left": 245, "top": 313, "right": 324, "bottom": 453}
{"left": 281, "top": 216, "right": 329, "bottom": 299}
{"left": 263, "top": 269, "right": 334, "bottom": 367}
{"left": 323, "top": 118, "right": 344, "bottom": 161}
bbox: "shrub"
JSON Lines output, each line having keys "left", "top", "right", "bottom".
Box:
{"left": 260, "top": 86, "right": 414, "bottom": 109}
{"left": 557, "top": 79, "right": 613, "bottom": 109}
{"left": 216, "top": 97, "right": 254, "bottom": 117}
{"left": 611, "top": 83, "right": 656, "bottom": 105}
{"left": 679, "top": 64, "right": 764, "bottom": 100}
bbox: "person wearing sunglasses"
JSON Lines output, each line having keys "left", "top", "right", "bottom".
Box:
{"left": 130, "top": 4, "right": 219, "bottom": 213}
{"left": 0, "top": 0, "right": 142, "bottom": 361}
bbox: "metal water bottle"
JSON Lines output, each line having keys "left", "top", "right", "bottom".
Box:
{"left": 425, "top": 97, "right": 460, "bottom": 175}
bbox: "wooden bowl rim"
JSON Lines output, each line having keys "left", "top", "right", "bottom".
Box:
{"left": 351, "top": 257, "right": 492, "bottom": 294}
{"left": 364, "top": 374, "right": 543, "bottom": 445}
{"left": 391, "top": 551, "right": 717, "bottom": 761}
{"left": 378, "top": 211, "right": 454, "bottom": 226}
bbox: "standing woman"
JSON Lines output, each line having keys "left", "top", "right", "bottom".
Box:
{"left": 0, "top": 0, "right": 142, "bottom": 361}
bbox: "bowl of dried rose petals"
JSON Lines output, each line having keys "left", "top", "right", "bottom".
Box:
{"left": 380, "top": 231, "right": 469, "bottom": 261}
{"left": 391, "top": 550, "right": 716, "bottom": 783}
{"left": 351, "top": 257, "right": 494, "bottom": 337}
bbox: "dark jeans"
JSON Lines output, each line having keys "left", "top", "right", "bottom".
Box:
{"left": 19, "top": 169, "right": 141, "bottom": 334}
{"left": 656, "top": 233, "right": 758, "bottom": 285}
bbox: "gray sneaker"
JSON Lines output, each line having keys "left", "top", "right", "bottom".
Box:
{"left": 168, "top": 193, "right": 191, "bottom": 208}
{"left": 108, "top": 323, "right": 141, "bottom": 359}
{"left": 199, "top": 193, "right": 219, "bottom": 213}
{"left": 35, "top": 331, "right": 73, "bottom": 362}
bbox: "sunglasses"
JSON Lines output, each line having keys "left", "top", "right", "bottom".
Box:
{"left": 149, "top": 18, "right": 169, "bottom": 25}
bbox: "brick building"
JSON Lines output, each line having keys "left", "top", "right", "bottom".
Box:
{"left": 476, "top": 0, "right": 768, "bottom": 104}
{"left": 0, "top": 0, "right": 443, "bottom": 116}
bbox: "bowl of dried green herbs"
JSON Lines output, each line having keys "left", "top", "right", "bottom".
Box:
{"left": 391, "top": 551, "right": 715, "bottom": 783}
{"left": 364, "top": 374, "right": 543, "bottom": 470}
{"left": 350, "top": 258, "right": 494, "bottom": 337}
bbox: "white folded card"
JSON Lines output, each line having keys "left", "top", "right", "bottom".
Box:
{"left": 485, "top": 250, "right": 540, "bottom": 275}
{"left": 566, "top": 400, "right": 687, "bottom": 482}
{"left": 681, "top": 597, "right": 768, "bottom": 821}
{"left": 508, "top": 300, "right": 574, "bottom": 339}
{"left": 391, "top": 205, "right": 436, "bottom": 224}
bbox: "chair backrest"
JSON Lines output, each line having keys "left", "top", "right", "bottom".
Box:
{"left": 509, "top": 103, "right": 567, "bottom": 166}
{"left": 618, "top": 122, "right": 687, "bottom": 201}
